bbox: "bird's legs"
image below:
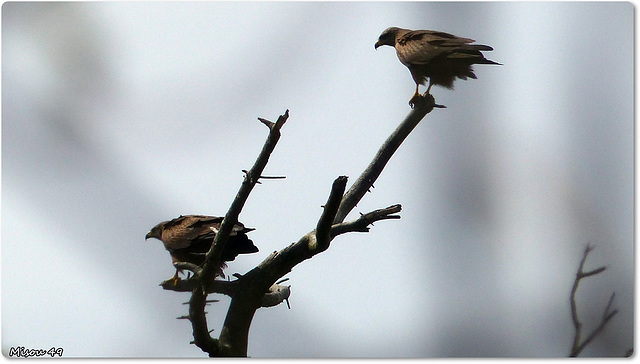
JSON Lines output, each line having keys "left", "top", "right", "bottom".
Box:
{"left": 424, "top": 80, "right": 434, "bottom": 96}
{"left": 408, "top": 80, "right": 444, "bottom": 109}
{"left": 409, "top": 79, "right": 437, "bottom": 108}
{"left": 408, "top": 83, "right": 422, "bottom": 108}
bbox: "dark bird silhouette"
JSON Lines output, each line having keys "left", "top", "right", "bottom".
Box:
{"left": 146, "top": 215, "right": 258, "bottom": 283}
{"left": 375, "top": 27, "right": 500, "bottom": 107}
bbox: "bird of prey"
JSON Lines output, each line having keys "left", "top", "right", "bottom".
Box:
{"left": 375, "top": 27, "right": 500, "bottom": 107}
{"left": 146, "top": 215, "right": 259, "bottom": 283}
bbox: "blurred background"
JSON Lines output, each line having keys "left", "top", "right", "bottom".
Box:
{"left": 2, "top": 1, "right": 633, "bottom": 357}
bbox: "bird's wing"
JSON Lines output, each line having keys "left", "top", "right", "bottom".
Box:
{"left": 396, "top": 30, "right": 478, "bottom": 65}
{"left": 182, "top": 215, "right": 223, "bottom": 241}
{"left": 185, "top": 215, "right": 258, "bottom": 260}
{"left": 186, "top": 215, "right": 252, "bottom": 235}
{"left": 160, "top": 214, "right": 255, "bottom": 250}
{"left": 159, "top": 215, "right": 217, "bottom": 250}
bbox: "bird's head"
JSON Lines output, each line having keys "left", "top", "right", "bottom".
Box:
{"left": 375, "top": 27, "right": 402, "bottom": 49}
{"left": 145, "top": 223, "right": 164, "bottom": 241}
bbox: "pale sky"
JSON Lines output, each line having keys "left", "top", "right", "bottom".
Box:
{"left": 2, "top": 1, "right": 633, "bottom": 357}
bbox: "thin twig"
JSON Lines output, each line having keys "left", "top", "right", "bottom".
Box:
{"left": 569, "top": 244, "right": 618, "bottom": 357}
{"left": 257, "top": 117, "right": 274, "bottom": 129}
{"left": 241, "top": 170, "right": 286, "bottom": 180}
{"left": 182, "top": 300, "right": 220, "bottom": 305}
{"left": 330, "top": 204, "right": 402, "bottom": 237}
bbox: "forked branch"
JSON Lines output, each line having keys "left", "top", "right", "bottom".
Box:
{"left": 569, "top": 244, "right": 618, "bottom": 357}
{"left": 169, "top": 97, "right": 437, "bottom": 356}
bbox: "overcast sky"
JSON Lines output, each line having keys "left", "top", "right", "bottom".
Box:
{"left": 2, "top": 1, "right": 633, "bottom": 358}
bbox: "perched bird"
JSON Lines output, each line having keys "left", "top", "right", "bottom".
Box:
{"left": 375, "top": 27, "right": 500, "bottom": 107}
{"left": 146, "top": 215, "right": 259, "bottom": 283}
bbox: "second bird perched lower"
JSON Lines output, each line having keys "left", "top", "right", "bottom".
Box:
{"left": 146, "top": 215, "right": 259, "bottom": 283}
{"left": 375, "top": 27, "right": 500, "bottom": 107}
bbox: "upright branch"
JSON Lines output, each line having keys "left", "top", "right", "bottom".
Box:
{"left": 312, "top": 175, "right": 348, "bottom": 252}
{"left": 187, "top": 110, "right": 289, "bottom": 357}
{"left": 569, "top": 244, "right": 618, "bottom": 357}
{"left": 204, "top": 110, "right": 289, "bottom": 280}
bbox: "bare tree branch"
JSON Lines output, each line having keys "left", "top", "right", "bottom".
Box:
{"left": 161, "top": 277, "right": 237, "bottom": 296}
{"left": 189, "top": 286, "right": 222, "bottom": 356}
{"left": 161, "top": 204, "right": 401, "bottom": 298}
{"left": 204, "top": 110, "right": 289, "bottom": 280}
{"left": 330, "top": 204, "right": 402, "bottom": 237}
{"left": 165, "top": 96, "right": 436, "bottom": 356}
{"left": 185, "top": 110, "right": 289, "bottom": 357}
{"left": 569, "top": 243, "right": 618, "bottom": 357}
{"left": 334, "top": 94, "right": 437, "bottom": 223}
{"left": 312, "top": 175, "right": 348, "bottom": 252}
{"left": 212, "top": 179, "right": 404, "bottom": 356}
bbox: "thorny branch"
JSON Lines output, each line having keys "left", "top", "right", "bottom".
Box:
{"left": 164, "top": 95, "right": 437, "bottom": 356}
{"left": 160, "top": 204, "right": 402, "bottom": 295}
{"left": 186, "top": 110, "right": 289, "bottom": 357}
{"left": 569, "top": 244, "right": 618, "bottom": 357}
{"left": 204, "top": 110, "right": 289, "bottom": 281}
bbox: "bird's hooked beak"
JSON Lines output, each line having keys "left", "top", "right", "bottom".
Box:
{"left": 374, "top": 41, "right": 381, "bottom": 49}
{"left": 145, "top": 231, "right": 152, "bottom": 240}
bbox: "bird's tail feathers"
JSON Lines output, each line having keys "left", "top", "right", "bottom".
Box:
{"left": 466, "top": 44, "right": 494, "bottom": 52}
{"left": 449, "top": 49, "right": 501, "bottom": 66}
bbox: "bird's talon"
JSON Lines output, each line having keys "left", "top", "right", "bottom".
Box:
{"left": 161, "top": 275, "right": 181, "bottom": 287}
